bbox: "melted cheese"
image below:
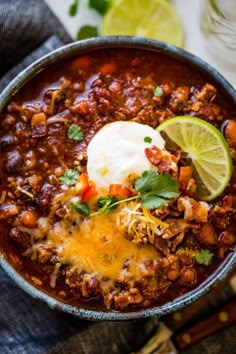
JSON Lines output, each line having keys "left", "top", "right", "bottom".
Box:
{"left": 47, "top": 212, "right": 159, "bottom": 280}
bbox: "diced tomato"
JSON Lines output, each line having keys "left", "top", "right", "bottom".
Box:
{"left": 179, "top": 166, "right": 192, "bottom": 184}
{"left": 81, "top": 183, "right": 97, "bottom": 202}
{"left": 100, "top": 62, "right": 118, "bottom": 74}
{"left": 186, "top": 178, "right": 197, "bottom": 196}
{"left": 109, "top": 184, "right": 132, "bottom": 199}
{"left": 70, "top": 56, "right": 93, "bottom": 70}
{"left": 75, "top": 173, "right": 89, "bottom": 193}
{"left": 31, "top": 112, "right": 46, "bottom": 126}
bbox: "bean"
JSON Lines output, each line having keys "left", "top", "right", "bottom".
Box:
{"left": 5, "top": 150, "right": 23, "bottom": 173}
{"left": 225, "top": 120, "right": 236, "bottom": 147}
{"left": 22, "top": 210, "right": 38, "bottom": 228}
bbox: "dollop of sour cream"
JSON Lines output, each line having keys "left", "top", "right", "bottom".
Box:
{"left": 87, "top": 121, "right": 165, "bottom": 190}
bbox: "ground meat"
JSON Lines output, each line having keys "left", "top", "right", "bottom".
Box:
{"left": 179, "top": 268, "right": 196, "bottom": 286}
{"left": 114, "top": 289, "right": 143, "bottom": 310}
{"left": 35, "top": 244, "right": 55, "bottom": 264}
{"left": 195, "top": 223, "right": 217, "bottom": 246}
{"left": 193, "top": 83, "right": 216, "bottom": 102}
{"left": 25, "top": 175, "right": 42, "bottom": 194}
{"left": 168, "top": 86, "right": 190, "bottom": 112}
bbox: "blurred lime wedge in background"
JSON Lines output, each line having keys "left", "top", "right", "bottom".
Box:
{"left": 157, "top": 116, "right": 233, "bottom": 201}
{"left": 101, "top": 0, "right": 184, "bottom": 47}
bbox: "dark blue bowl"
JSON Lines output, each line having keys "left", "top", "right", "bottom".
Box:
{"left": 0, "top": 36, "right": 236, "bottom": 321}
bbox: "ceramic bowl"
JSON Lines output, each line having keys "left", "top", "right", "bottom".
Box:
{"left": 0, "top": 36, "right": 236, "bottom": 321}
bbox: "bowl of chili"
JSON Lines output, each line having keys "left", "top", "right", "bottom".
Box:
{"left": 0, "top": 36, "right": 236, "bottom": 321}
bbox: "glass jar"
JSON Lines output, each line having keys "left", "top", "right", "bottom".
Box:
{"left": 201, "top": 0, "right": 236, "bottom": 65}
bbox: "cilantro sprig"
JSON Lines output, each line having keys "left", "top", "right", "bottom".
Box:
{"left": 67, "top": 124, "right": 84, "bottom": 141}
{"left": 144, "top": 136, "right": 152, "bottom": 144}
{"left": 135, "top": 170, "right": 179, "bottom": 209}
{"left": 77, "top": 25, "right": 98, "bottom": 40}
{"left": 154, "top": 86, "right": 163, "bottom": 97}
{"left": 71, "top": 202, "right": 90, "bottom": 217}
{"left": 72, "top": 170, "right": 179, "bottom": 217}
{"left": 69, "top": 0, "right": 79, "bottom": 16}
{"left": 195, "top": 249, "right": 214, "bottom": 266}
{"left": 90, "top": 195, "right": 119, "bottom": 217}
{"left": 59, "top": 169, "right": 79, "bottom": 186}
{"left": 89, "top": 0, "right": 112, "bottom": 15}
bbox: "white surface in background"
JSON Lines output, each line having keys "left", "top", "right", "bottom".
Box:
{"left": 45, "top": 0, "right": 236, "bottom": 88}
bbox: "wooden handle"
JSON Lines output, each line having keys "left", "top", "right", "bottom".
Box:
{"left": 163, "top": 268, "right": 236, "bottom": 332}
{"left": 173, "top": 296, "right": 236, "bottom": 350}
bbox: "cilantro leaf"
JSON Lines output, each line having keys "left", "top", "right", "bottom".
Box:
{"left": 67, "top": 124, "right": 84, "bottom": 141}
{"left": 141, "top": 194, "right": 168, "bottom": 209}
{"left": 144, "top": 136, "right": 152, "bottom": 144}
{"left": 196, "top": 249, "right": 214, "bottom": 266}
{"left": 135, "top": 170, "right": 160, "bottom": 193}
{"left": 59, "top": 169, "right": 79, "bottom": 186}
{"left": 69, "top": 0, "right": 79, "bottom": 17}
{"left": 90, "top": 170, "right": 179, "bottom": 217}
{"left": 152, "top": 174, "right": 179, "bottom": 199}
{"left": 135, "top": 171, "right": 179, "bottom": 209}
{"left": 71, "top": 202, "right": 90, "bottom": 217}
{"left": 89, "top": 0, "right": 112, "bottom": 15}
{"left": 97, "top": 195, "right": 119, "bottom": 211}
{"left": 91, "top": 195, "right": 119, "bottom": 216}
{"left": 154, "top": 86, "right": 163, "bottom": 97}
{"left": 77, "top": 25, "right": 98, "bottom": 40}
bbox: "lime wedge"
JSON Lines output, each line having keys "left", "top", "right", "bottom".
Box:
{"left": 101, "top": 0, "right": 184, "bottom": 47}
{"left": 156, "top": 116, "right": 233, "bottom": 201}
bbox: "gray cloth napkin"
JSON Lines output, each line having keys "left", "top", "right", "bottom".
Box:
{"left": 0, "top": 1, "right": 236, "bottom": 354}
{"left": 0, "top": 0, "right": 70, "bottom": 79}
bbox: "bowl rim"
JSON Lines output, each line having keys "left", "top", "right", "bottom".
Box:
{"left": 0, "top": 36, "right": 236, "bottom": 321}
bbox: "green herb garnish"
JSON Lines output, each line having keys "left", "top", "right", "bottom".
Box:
{"left": 71, "top": 202, "right": 90, "bottom": 217}
{"left": 195, "top": 249, "right": 214, "bottom": 266}
{"left": 90, "top": 170, "right": 179, "bottom": 216}
{"left": 77, "top": 25, "right": 98, "bottom": 40}
{"left": 135, "top": 170, "right": 179, "bottom": 209}
{"left": 69, "top": 0, "right": 79, "bottom": 16}
{"left": 188, "top": 185, "right": 195, "bottom": 193}
{"left": 90, "top": 195, "right": 119, "bottom": 217}
{"left": 59, "top": 169, "right": 79, "bottom": 186}
{"left": 154, "top": 86, "right": 163, "bottom": 97}
{"left": 67, "top": 124, "right": 84, "bottom": 141}
{"left": 144, "top": 136, "right": 152, "bottom": 144}
{"left": 89, "top": 0, "right": 112, "bottom": 15}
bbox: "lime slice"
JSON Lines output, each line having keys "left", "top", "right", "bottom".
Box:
{"left": 156, "top": 116, "right": 233, "bottom": 201}
{"left": 101, "top": 0, "right": 184, "bottom": 47}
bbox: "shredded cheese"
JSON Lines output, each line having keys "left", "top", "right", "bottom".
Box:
{"left": 142, "top": 207, "right": 169, "bottom": 229}
{"left": 116, "top": 201, "right": 168, "bottom": 244}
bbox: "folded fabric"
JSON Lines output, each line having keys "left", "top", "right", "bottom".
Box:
{"left": 0, "top": 0, "right": 70, "bottom": 79}
{"left": 0, "top": 35, "right": 63, "bottom": 92}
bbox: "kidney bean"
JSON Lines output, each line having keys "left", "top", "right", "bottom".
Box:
{"left": 5, "top": 150, "right": 23, "bottom": 173}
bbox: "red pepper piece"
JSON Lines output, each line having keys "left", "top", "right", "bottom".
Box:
{"left": 109, "top": 184, "right": 132, "bottom": 199}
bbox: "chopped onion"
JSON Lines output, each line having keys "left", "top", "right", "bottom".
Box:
{"left": 50, "top": 262, "right": 61, "bottom": 288}
{"left": 17, "top": 186, "right": 34, "bottom": 199}
{"left": 0, "top": 190, "right": 7, "bottom": 205}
